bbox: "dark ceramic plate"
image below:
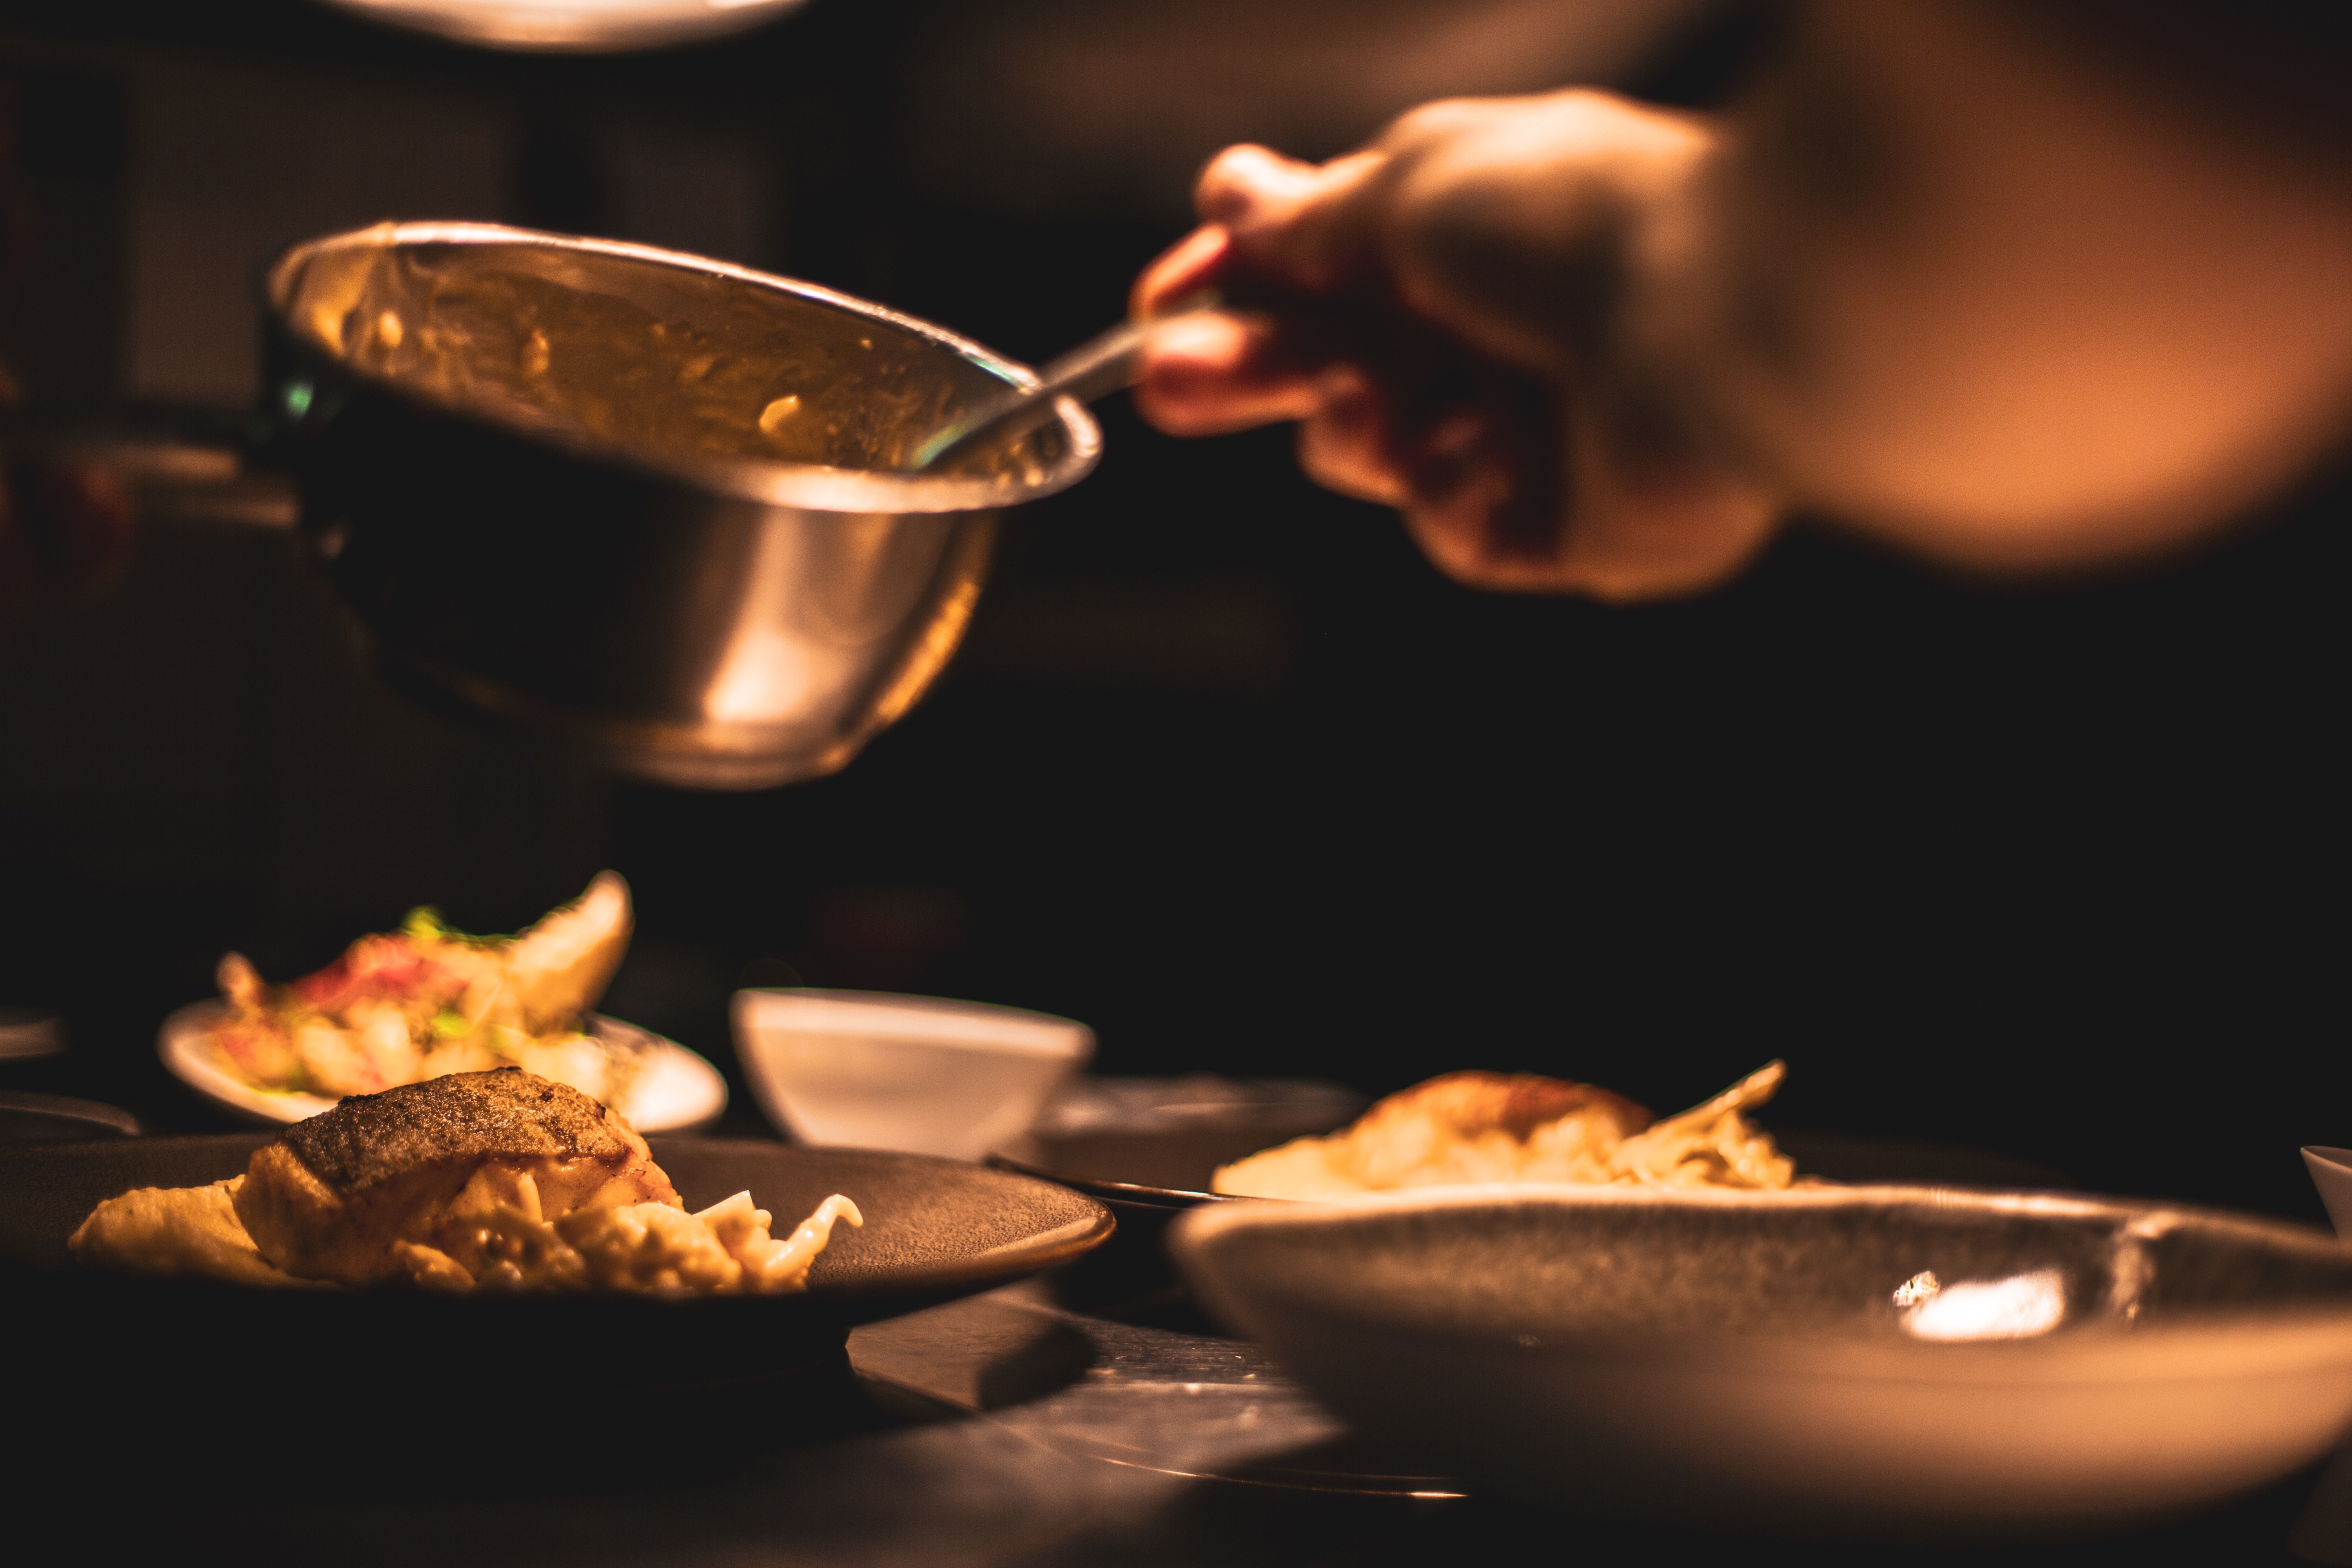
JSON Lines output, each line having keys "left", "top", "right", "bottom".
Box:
{"left": 0, "top": 1091, "right": 141, "bottom": 1142}
{"left": 992, "top": 1076, "right": 1371, "bottom": 1212}
{"left": 988, "top": 1078, "right": 1365, "bottom": 1317}
{"left": 0, "top": 1134, "right": 1113, "bottom": 1408}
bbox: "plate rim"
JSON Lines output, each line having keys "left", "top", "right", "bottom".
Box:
{"left": 985, "top": 1150, "right": 1236, "bottom": 1211}
{"left": 1169, "top": 1179, "right": 2352, "bottom": 1358}
{"left": 157, "top": 999, "right": 728, "bottom": 1133}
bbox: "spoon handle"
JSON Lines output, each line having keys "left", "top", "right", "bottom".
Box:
{"left": 912, "top": 292, "right": 1221, "bottom": 472}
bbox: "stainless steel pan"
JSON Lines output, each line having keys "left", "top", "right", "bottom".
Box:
{"left": 65, "top": 222, "right": 1102, "bottom": 790}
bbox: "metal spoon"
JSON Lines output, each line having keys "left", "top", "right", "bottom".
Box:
{"left": 911, "top": 292, "right": 1222, "bottom": 472}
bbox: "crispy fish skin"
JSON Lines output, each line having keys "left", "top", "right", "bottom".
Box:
{"left": 234, "top": 1067, "right": 679, "bottom": 1286}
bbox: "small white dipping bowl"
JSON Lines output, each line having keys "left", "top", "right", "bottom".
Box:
{"left": 732, "top": 988, "right": 1094, "bottom": 1160}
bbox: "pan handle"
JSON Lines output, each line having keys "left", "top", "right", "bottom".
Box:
{"left": 911, "top": 290, "right": 1225, "bottom": 471}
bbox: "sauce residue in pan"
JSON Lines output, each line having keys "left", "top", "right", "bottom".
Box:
{"left": 295, "top": 240, "right": 1059, "bottom": 483}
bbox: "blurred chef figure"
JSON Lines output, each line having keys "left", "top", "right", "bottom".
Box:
{"left": 1132, "top": 0, "right": 2352, "bottom": 598}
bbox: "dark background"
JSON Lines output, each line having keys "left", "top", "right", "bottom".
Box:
{"left": 0, "top": 0, "right": 2341, "bottom": 1221}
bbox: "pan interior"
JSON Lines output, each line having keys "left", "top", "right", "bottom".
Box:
{"left": 274, "top": 229, "right": 1074, "bottom": 489}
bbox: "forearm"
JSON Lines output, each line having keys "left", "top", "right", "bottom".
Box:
{"left": 1645, "top": 0, "right": 2352, "bottom": 569}
{"left": 1132, "top": 0, "right": 2352, "bottom": 597}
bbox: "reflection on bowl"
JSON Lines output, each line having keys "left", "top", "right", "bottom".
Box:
{"left": 732, "top": 989, "right": 1093, "bottom": 1160}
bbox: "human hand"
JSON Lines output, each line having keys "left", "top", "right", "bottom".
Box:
{"left": 1131, "top": 92, "right": 1780, "bottom": 599}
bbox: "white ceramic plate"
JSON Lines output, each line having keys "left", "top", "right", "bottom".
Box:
{"left": 1173, "top": 1184, "right": 2352, "bottom": 1535}
{"left": 158, "top": 1000, "right": 727, "bottom": 1133}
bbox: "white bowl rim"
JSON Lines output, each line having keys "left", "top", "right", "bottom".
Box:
{"left": 731, "top": 987, "right": 1095, "bottom": 1060}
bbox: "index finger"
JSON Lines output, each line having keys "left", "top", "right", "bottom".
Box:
{"left": 1194, "top": 144, "right": 1390, "bottom": 297}
{"left": 1129, "top": 142, "right": 1379, "bottom": 318}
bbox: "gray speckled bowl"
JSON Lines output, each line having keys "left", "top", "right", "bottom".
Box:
{"left": 1171, "top": 1185, "right": 2352, "bottom": 1533}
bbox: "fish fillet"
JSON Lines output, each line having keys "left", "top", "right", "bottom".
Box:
{"left": 234, "top": 1067, "right": 678, "bottom": 1287}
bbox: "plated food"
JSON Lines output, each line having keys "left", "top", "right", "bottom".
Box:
{"left": 71, "top": 1069, "right": 858, "bottom": 1294}
{"left": 202, "top": 873, "right": 637, "bottom": 1101}
{"left": 1213, "top": 1061, "right": 1796, "bottom": 1199}
{"left": 167, "top": 873, "right": 726, "bottom": 1132}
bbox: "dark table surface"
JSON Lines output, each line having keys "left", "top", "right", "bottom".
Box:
{"left": 3, "top": 1062, "right": 2347, "bottom": 1566}
{"left": 7, "top": 1266, "right": 2344, "bottom": 1567}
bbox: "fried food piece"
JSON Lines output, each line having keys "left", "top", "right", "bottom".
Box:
{"left": 1214, "top": 1071, "right": 1652, "bottom": 1199}
{"left": 1214, "top": 1062, "right": 1795, "bottom": 1198}
{"left": 68, "top": 1177, "right": 317, "bottom": 1289}
{"left": 233, "top": 1067, "right": 678, "bottom": 1287}
{"left": 1605, "top": 1061, "right": 1796, "bottom": 1189}
{"left": 499, "top": 870, "right": 633, "bottom": 1033}
{"left": 1259, "top": 1071, "right": 1644, "bottom": 1161}
{"left": 560, "top": 1192, "right": 863, "bottom": 1294}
